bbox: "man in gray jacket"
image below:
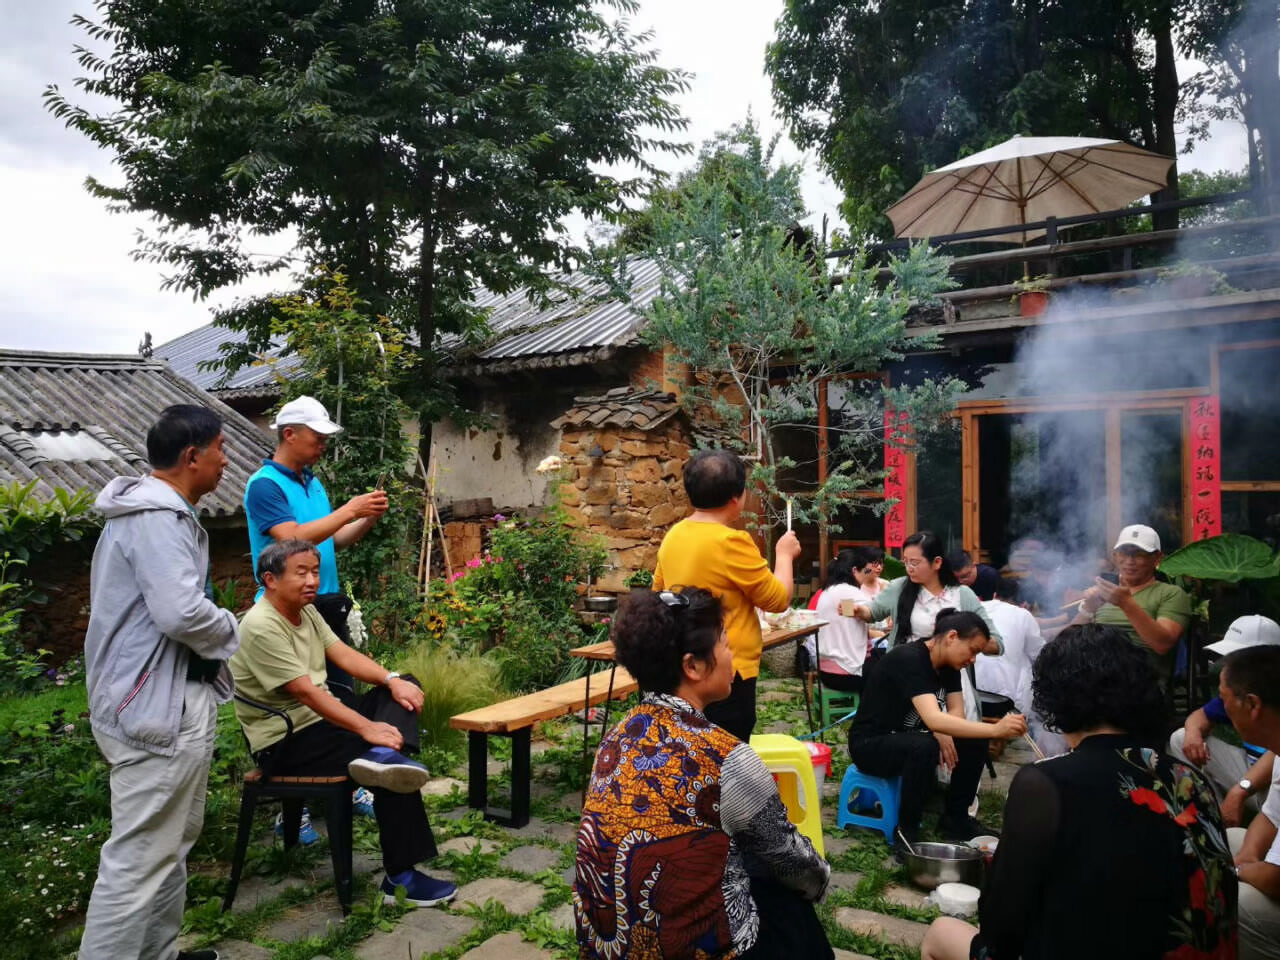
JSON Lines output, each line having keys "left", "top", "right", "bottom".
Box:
{"left": 79, "top": 405, "right": 239, "bottom": 960}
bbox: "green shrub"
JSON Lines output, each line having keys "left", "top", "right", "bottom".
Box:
{"left": 393, "top": 643, "right": 505, "bottom": 754}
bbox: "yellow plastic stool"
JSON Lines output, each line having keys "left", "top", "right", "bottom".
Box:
{"left": 748, "top": 733, "right": 825, "bottom": 857}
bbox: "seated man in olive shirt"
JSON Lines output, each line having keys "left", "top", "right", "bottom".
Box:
{"left": 231, "top": 538, "right": 455, "bottom": 907}
{"left": 1072, "top": 524, "right": 1190, "bottom": 690}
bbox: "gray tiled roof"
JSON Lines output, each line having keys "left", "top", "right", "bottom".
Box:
{"left": 0, "top": 350, "right": 272, "bottom": 518}
{"left": 550, "top": 388, "right": 682, "bottom": 433}
{"left": 157, "top": 257, "right": 665, "bottom": 388}
{"left": 156, "top": 324, "right": 297, "bottom": 396}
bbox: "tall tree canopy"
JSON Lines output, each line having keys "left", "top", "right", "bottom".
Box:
{"left": 766, "top": 0, "right": 1188, "bottom": 238}
{"left": 46, "top": 0, "right": 688, "bottom": 416}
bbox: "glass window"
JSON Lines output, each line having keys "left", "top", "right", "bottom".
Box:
{"left": 1221, "top": 345, "right": 1280, "bottom": 482}
{"left": 1120, "top": 411, "right": 1184, "bottom": 551}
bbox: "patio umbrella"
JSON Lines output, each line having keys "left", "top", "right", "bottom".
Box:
{"left": 885, "top": 135, "right": 1174, "bottom": 242}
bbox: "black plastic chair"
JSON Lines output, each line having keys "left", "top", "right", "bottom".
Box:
{"left": 223, "top": 694, "right": 355, "bottom": 915}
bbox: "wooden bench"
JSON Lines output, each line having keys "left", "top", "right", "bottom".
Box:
{"left": 449, "top": 665, "right": 638, "bottom": 826}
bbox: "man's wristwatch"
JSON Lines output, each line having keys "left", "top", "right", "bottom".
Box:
{"left": 1239, "top": 777, "right": 1255, "bottom": 795}
{"left": 383, "top": 671, "right": 402, "bottom": 686}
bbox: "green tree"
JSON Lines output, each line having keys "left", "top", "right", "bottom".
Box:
{"left": 591, "top": 122, "right": 962, "bottom": 538}
{"left": 264, "top": 270, "right": 423, "bottom": 643}
{"left": 46, "top": 0, "right": 689, "bottom": 428}
{"left": 766, "top": 0, "right": 1187, "bottom": 238}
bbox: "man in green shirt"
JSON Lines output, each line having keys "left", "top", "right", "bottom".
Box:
{"left": 231, "top": 538, "right": 455, "bottom": 907}
{"left": 1074, "top": 523, "right": 1191, "bottom": 689}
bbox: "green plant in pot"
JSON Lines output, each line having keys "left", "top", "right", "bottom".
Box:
{"left": 1011, "top": 275, "right": 1052, "bottom": 317}
{"left": 1158, "top": 533, "right": 1280, "bottom": 632}
{"left": 624, "top": 568, "right": 654, "bottom": 591}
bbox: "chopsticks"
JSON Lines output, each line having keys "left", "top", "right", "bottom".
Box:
{"left": 1023, "top": 732, "right": 1047, "bottom": 761}
{"left": 1059, "top": 597, "right": 1087, "bottom": 611}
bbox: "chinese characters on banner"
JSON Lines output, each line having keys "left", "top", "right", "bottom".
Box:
{"left": 1189, "top": 396, "right": 1221, "bottom": 540}
{"left": 883, "top": 410, "right": 909, "bottom": 548}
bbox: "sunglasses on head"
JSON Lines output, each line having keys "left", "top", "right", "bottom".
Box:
{"left": 658, "top": 590, "right": 690, "bottom": 609}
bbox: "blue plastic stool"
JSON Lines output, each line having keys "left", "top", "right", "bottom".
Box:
{"left": 836, "top": 763, "right": 901, "bottom": 840}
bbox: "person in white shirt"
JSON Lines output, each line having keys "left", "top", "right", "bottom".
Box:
{"left": 814, "top": 550, "right": 872, "bottom": 693}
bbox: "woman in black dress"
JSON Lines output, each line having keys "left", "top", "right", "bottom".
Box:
{"left": 920, "top": 623, "right": 1237, "bottom": 960}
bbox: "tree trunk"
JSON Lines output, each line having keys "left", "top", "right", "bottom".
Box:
{"left": 1149, "top": 14, "right": 1180, "bottom": 232}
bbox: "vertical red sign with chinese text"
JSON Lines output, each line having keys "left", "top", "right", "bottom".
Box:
{"left": 883, "top": 410, "right": 908, "bottom": 548}
{"left": 1189, "top": 396, "right": 1222, "bottom": 540}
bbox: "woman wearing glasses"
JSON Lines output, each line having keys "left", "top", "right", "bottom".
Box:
{"left": 574, "top": 588, "right": 832, "bottom": 960}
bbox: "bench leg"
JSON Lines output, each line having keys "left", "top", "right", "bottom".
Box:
{"left": 509, "top": 728, "right": 531, "bottom": 828}
{"left": 580, "top": 668, "right": 593, "bottom": 805}
{"left": 467, "top": 731, "right": 489, "bottom": 814}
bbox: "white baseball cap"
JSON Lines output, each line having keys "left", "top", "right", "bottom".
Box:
{"left": 1205, "top": 614, "right": 1280, "bottom": 657}
{"left": 1113, "top": 524, "right": 1161, "bottom": 553}
{"left": 271, "top": 396, "right": 343, "bottom": 435}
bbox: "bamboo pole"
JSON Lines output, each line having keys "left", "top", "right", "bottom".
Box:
{"left": 416, "top": 448, "right": 438, "bottom": 595}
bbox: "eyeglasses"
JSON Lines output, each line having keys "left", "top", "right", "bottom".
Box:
{"left": 658, "top": 590, "right": 690, "bottom": 609}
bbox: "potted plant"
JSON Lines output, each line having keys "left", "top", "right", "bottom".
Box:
{"left": 1154, "top": 261, "right": 1233, "bottom": 300}
{"left": 1012, "top": 275, "right": 1052, "bottom": 317}
{"left": 624, "top": 568, "right": 654, "bottom": 592}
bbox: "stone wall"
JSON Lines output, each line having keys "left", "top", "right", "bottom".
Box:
{"left": 20, "top": 524, "right": 255, "bottom": 665}
{"left": 558, "top": 422, "right": 692, "bottom": 590}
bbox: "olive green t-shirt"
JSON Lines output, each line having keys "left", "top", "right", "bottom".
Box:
{"left": 1094, "top": 581, "right": 1192, "bottom": 687}
{"left": 231, "top": 599, "right": 338, "bottom": 753}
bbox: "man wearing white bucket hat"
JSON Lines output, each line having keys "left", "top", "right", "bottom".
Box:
{"left": 1169, "top": 614, "right": 1280, "bottom": 826}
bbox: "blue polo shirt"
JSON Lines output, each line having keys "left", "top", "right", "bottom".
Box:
{"left": 244, "top": 459, "right": 340, "bottom": 596}
{"left": 1202, "top": 696, "right": 1267, "bottom": 762}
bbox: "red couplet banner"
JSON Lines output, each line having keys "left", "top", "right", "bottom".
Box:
{"left": 883, "top": 410, "right": 908, "bottom": 548}
{"left": 1188, "top": 396, "right": 1222, "bottom": 541}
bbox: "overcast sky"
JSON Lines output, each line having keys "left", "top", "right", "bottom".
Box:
{"left": 0, "top": 0, "right": 1250, "bottom": 356}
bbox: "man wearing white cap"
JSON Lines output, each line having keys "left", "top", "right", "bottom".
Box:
{"left": 1073, "top": 523, "right": 1192, "bottom": 690}
{"left": 1170, "top": 614, "right": 1280, "bottom": 825}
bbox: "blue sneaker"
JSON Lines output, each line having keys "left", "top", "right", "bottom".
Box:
{"left": 381, "top": 870, "right": 457, "bottom": 907}
{"left": 348, "top": 746, "right": 430, "bottom": 793}
{"left": 353, "top": 787, "right": 375, "bottom": 818}
{"left": 274, "top": 808, "right": 320, "bottom": 846}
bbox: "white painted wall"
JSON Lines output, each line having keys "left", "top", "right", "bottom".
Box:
{"left": 431, "top": 401, "right": 560, "bottom": 511}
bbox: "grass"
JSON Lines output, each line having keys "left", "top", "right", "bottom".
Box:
{"left": 0, "top": 682, "right": 88, "bottom": 732}
{"left": 393, "top": 642, "right": 506, "bottom": 755}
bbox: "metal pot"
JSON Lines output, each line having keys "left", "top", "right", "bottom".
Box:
{"left": 583, "top": 595, "right": 618, "bottom": 613}
{"left": 903, "top": 841, "right": 985, "bottom": 890}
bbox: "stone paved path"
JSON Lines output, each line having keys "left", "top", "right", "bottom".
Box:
{"left": 181, "top": 683, "right": 1025, "bottom": 959}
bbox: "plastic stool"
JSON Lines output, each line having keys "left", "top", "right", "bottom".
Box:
{"left": 836, "top": 763, "right": 901, "bottom": 841}
{"left": 817, "top": 686, "right": 859, "bottom": 732}
{"left": 749, "top": 734, "right": 824, "bottom": 857}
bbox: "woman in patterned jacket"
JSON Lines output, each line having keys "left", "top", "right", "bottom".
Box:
{"left": 574, "top": 587, "right": 831, "bottom": 959}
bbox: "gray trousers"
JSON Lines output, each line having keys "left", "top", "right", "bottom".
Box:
{"left": 79, "top": 680, "right": 218, "bottom": 960}
{"left": 1168, "top": 728, "right": 1268, "bottom": 813}
{"left": 1229, "top": 827, "right": 1280, "bottom": 960}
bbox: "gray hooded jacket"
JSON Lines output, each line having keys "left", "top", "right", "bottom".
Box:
{"left": 85, "top": 475, "right": 239, "bottom": 756}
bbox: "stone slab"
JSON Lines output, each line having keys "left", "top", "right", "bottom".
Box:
{"left": 518, "top": 816, "right": 579, "bottom": 845}
{"left": 827, "top": 870, "right": 864, "bottom": 892}
{"left": 548, "top": 902, "right": 575, "bottom": 931}
{"left": 211, "top": 941, "right": 273, "bottom": 960}
{"left": 833, "top": 907, "right": 930, "bottom": 949}
{"left": 227, "top": 874, "right": 307, "bottom": 914}
{"left": 453, "top": 877, "right": 546, "bottom": 915}
{"left": 263, "top": 901, "right": 347, "bottom": 943}
{"left": 423, "top": 776, "right": 467, "bottom": 797}
{"left": 758, "top": 691, "right": 797, "bottom": 703}
{"left": 562, "top": 865, "right": 578, "bottom": 887}
{"left": 355, "top": 906, "right": 475, "bottom": 959}
{"left": 438, "top": 836, "right": 502, "bottom": 857}
{"left": 832, "top": 950, "right": 878, "bottom": 960}
{"left": 823, "top": 833, "right": 854, "bottom": 858}
{"left": 500, "top": 845, "right": 561, "bottom": 875}
{"left": 881, "top": 882, "right": 931, "bottom": 909}
{"left": 458, "top": 930, "right": 555, "bottom": 960}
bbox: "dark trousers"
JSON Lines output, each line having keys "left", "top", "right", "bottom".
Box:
{"left": 737, "top": 876, "right": 833, "bottom": 960}
{"left": 818, "top": 671, "right": 864, "bottom": 694}
{"left": 847, "top": 730, "right": 988, "bottom": 836}
{"left": 256, "top": 677, "right": 438, "bottom": 875}
{"left": 313, "top": 593, "right": 355, "bottom": 695}
{"left": 705, "top": 674, "right": 757, "bottom": 742}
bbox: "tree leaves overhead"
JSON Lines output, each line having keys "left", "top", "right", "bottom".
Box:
{"left": 766, "top": 0, "right": 1189, "bottom": 239}
{"left": 46, "top": 0, "right": 690, "bottom": 419}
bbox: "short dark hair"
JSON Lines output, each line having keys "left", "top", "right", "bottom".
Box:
{"left": 932, "top": 608, "right": 990, "bottom": 642}
{"left": 1222, "top": 646, "right": 1280, "bottom": 711}
{"left": 947, "top": 550, "right": 974, "bottom": 572}
{"left": 994, "top": 577, "right": 1022, "bottom": 603}
{"left": 258, "top": 538, "right": 321, "bottom": 582}
{"left": 826, "top": 549, "right": 859, "bottom": 587}
{"left": 851, "top": 545, "right": 885, "bottom": 567}
{"left": 1032, "top": 623, "right": 1166, "bottom": 741}
{"left": 146, "top": 405, "right": 223, "bottom": 469}
{"left": 611, "top": 587, "right": 724, "bottom": 694}
{"left": 682, "top": 449, "right": 746, "bottom": 509}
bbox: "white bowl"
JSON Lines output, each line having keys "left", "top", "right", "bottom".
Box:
{"left": 934, "top": 881, "right": 981, "bottom": 917}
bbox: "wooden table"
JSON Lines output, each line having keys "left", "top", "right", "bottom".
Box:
{"left": 569, "top": 619, "right": 828, "bottom": 754}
